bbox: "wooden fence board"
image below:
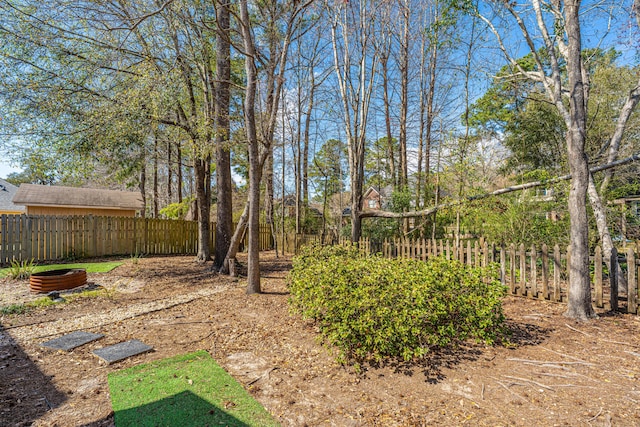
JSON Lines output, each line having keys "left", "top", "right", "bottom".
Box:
{"left": 0, "top": 214, "right": 273, "bottom": 265}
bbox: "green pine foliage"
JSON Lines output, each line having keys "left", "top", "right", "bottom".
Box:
{"left": 288, "top": 245, "right": 507, "bottom": 367}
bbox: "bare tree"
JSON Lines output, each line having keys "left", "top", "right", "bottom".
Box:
{"left": 328, "top": 0, "right": 381, "bottom": 243}
{"left": 475, "top": 0, "right": 640, "bottom": 319}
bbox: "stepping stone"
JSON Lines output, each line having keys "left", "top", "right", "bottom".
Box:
{"left": 41, "top": 331, "right": 104, "bottom": 351}
{"left": 93, "top": 340, "right": 153, "bottom": 364}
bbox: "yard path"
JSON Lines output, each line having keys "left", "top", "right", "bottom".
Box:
{"left": 5, "top": 285, "right": 226, "bottom": 342}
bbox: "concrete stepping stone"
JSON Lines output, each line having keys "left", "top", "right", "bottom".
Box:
{"left": 41, "top": 331, "right": 104, "bottom": 351}
{"left": 93, "top": 340, "right": 153, "bottom": 364}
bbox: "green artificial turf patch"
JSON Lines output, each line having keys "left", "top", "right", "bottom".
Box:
{"left": 108, "top": 350, "right": 280, "bottom": 427}
{"left": 0, "top": 261, "right": 122, "bottom": 277}
{"left": 32, "top": 261, "right": 123, "bottom": 274}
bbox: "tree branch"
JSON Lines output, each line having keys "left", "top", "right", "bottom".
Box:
{"left": 360, "top": 153, "right": 640, "bottom": 219}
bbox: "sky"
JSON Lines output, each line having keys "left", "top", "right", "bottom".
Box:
{"left": 0, "top": 160, "right": 21, "bottom": 179}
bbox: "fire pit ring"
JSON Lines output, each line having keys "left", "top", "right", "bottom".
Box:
{"left": 30, "top": 269, "right": 87, "bottom": 294}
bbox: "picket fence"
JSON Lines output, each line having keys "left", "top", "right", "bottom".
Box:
{"left": 377, "top": 238, "right": 639, "bottom": 315}
{"left": 285, "top": 235, "right": 639, "bottom": 315}
{"left": 0, "top": 214, "right": 273, "bottom": 266}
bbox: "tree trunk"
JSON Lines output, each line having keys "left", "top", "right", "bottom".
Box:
{"left": 564, "top": 0, "right": 595, "bottom": 320}
{"left": 381, "top": 52, "right": 396, "bottom": 188}
{"left": 194, "top": 157, "right": 211, "bottom": 262}
{"left": 214, "top": 0, "right": 233, "bottom": 269}
{"left": 240, "top": 0, "right": 261, "bottom": 294}
{"left": 167, "top": 139, "right": 173, "bottom": 204}
{"left": 177, "top": 140, "right": 183, "bottom": 203}
{"left": 398, "top": 0, "right": 409, "bottom": 189}
{"left": 139, "top": 153, "right": 146, "bottom": 218}
{"left": 153, "top": 134, "right": 159, "bottom": 218}
{"left": 587, "top": 174, "right": 627, "bottom": 293}
{"left": 219, "top": 202, "right": 248, "bottom": 275}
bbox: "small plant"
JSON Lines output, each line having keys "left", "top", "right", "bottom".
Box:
{"left": 130, "top": 252, "right": 145, "bottom": 265}
{"left": 6, "top": 259, "right": 36, "bottom": 280}
{"left": 28, "top": 297, "right": 58, "bottom": 309}
{"left": 0, "top": 303, "right": 28, "bottom": 315}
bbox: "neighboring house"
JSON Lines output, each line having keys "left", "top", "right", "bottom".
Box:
{"left": 12, "top": 184, "right": 144, "bottom": 217}
{"left": 0, "top": 178, "right": 25, "bottom": 214}
{"left": 343, "top": 185, "right": 394, "bottom": 217}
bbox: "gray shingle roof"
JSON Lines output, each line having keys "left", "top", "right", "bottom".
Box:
{"left": 12, "top": 184, "right": 144, "bottom": 210}
{"left": 0, "top": 178, "right": 25, "bottom": 212}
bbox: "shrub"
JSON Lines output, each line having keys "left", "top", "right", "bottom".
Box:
{"left": 288, "top": 244, "right": 507, "bottom": 366}
{"left": 6, "top": 259, "right": 36, "bottom": 280}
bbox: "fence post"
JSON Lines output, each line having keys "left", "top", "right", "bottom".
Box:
{"left": 474, "top": 241, "right": 480, "bottom": 268}
{"left": 519, "top": 243, "right": 526, "bottom": 297}
{"left": 509, "top": 243, "right": 516, "bottom": 295}
{"left": 541, "top": 244, "right": 549, "bottom": 300}
{"left": 629, "top": 248, "right": 638, "bottom": 314}
{"left": 553, "top": 245, "right": 561, "bottom": 302}
{"left": 500, "top": 244, "right": 506, "bottom": 286}
{"left": 483, "top": 241, "right": 489, "bottom": 267}
{"left": 0, "top": 214, "right": 5, "bottom": 265}
{"left": 610, "top": 247, "right": 618, "bottom": 312}
{"left": 530, "top": 245, "right": 537, "bottom": 299}
{"left": 595, "top": 246, "right": 603, "bottom": 308}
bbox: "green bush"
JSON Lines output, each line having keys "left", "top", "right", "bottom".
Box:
{"left": 288, "top": 244, "right": 507, "bottom": 366}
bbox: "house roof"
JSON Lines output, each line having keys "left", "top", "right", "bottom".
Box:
{"left": 13, "top": 184, "right": 144, "bottom": 210}
{"left": 0, "top": 178, "right": 25, "bottom": 213}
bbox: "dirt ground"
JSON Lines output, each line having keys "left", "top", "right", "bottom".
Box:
{"left": 1, "top": 253, "right": 640, "bottom": 427}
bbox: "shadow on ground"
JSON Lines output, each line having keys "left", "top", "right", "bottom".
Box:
{"left": 361, "top": 320, "right": 551, "bottom": 384}
{"left": 0, "top": 325, "right": 67, "bottom": 426}
{"left": 111, "top": 390, "right": 251, "bottom": 427}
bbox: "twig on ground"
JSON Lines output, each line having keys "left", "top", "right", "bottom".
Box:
{"left": 246, "top": 367, "right": 277, "bottom": 386}
{"left": 565, "top": 324, "right": 637, "bottom": 347}
{"left": 540, "top": 347, "right": 587, "bottom": 363}
{"left": 507, "top": 358, "right": 594, "bottom": 366}
{"left": 586, "top": 408, "right": 603, "bottom": 423}
{"left": 538, "top": 372, "right": 575, "bottom": 379}
{"left": 481, "top": 383, "right": 485, "bottom": 400}
{"left": 502, "top": 375, "right": 555, "bottom": 391}
{"left": 565, "top": 323, "right": 590, "bottom": 336}
{"left": 494, "top": 380, "right": 530, "bottom": 404}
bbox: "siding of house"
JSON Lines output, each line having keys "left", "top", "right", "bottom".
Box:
{"left": 25, "top": 206, "right": 137, "bottom": 217}
{"left": 0, "top": 178, "right": 24, "bottom": 215}
{"left": 0, "top": 208, "right": 24, "bottom": 215}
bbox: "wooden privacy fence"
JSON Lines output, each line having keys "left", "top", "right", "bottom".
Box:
{"left": 0, "top": 214, "right": 274, "bottom": 266}
{"left": 372, "top": 238, "right": 639, "bottom": 315}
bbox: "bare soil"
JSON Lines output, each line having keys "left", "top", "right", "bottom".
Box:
{"left": 1, "top": 253, "right": 640, "bottom": 427}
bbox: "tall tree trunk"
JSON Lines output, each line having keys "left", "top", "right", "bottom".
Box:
{"left": 302, "top": 72, "right": 316, "bottom": 208}
{"left": 587, "top": 175, "right": 628, "bottom": 293}
{"left": 381, "top": 51, "right": 396, "bottom": 188}
{"left": 167, "top": 139, "right": 173, "bottom": 204}
{"left": 265, "top": 148, "right": 275, "bottom": 242}
{"left": 219, "top": 202, "right": 248, "bottom": 275}
{"left": 424, "top": 38, "right": 438, "bottom": 205}
{"left": 564, "top": 0, "right": 594, "bottom": 320}
{"left": 194, "top": 156, "right": 211, "bottom": 262}
{"left": 398, "top": 0, "right": 409, "bottom": 189}
{"left": 240, "top": 0, "right": 261, "bottom": 294}
{"left": 153, "top": 134, "right": 159, "bottom": 218}
{"left": 177, "top": 140, "right": 183, "bottom": 203}
{"left": 214, "top": 0, "right": 233, "bottom": 269}
{"left": 139, "top": 153, "right": 147, "bottom": 218}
